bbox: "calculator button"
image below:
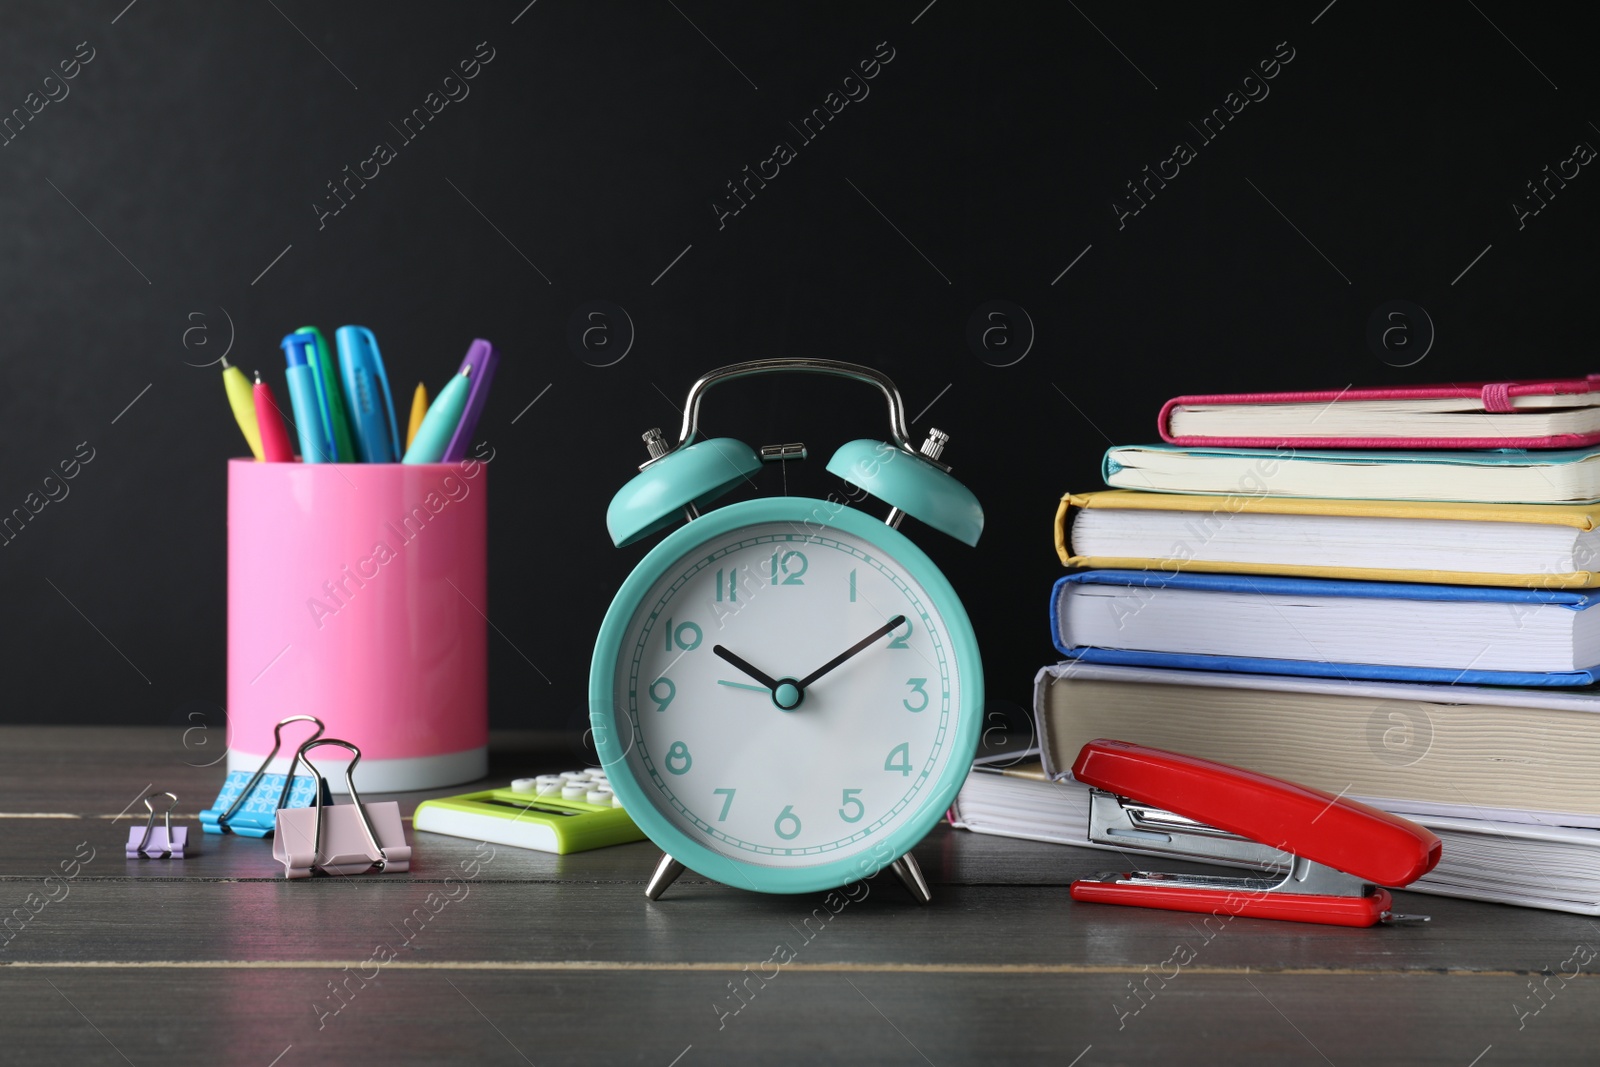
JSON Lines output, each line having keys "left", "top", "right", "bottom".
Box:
{"left": 586, "top": 788, "right": 612, "bottom": 805}
{"left": 511, "top": 778, "right": 536, "bottom": 794}
{"left": 561, "top": 784, "right": 589, "bottom": 800}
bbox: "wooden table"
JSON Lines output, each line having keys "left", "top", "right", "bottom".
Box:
{"left": 2, "top": 727, "right": 1594, "bottom": 1065}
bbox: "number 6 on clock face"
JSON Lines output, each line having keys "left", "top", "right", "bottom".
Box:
{"left": 589, "top": 498, "right": 984, "bottom": 895}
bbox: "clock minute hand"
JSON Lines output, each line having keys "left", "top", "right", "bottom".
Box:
{"left": 712, "top": 645, "right": 781, "bottom": 691}
{"left": 796, "top": 615, "right": 907, "bottom": 690}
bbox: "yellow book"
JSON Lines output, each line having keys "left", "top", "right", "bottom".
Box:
{"left": 1055, "top": 490, "right": 1600, "bottom": 588}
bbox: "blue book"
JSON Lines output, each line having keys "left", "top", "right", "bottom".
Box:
{"left": 1050, "top": 570, "right": 1600, "bottom": 686}
{"left": 1102, "top": 443, "right": 1600, "bottom": 504}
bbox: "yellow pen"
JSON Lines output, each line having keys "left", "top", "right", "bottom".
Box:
{"left": 221, "top": 356, "right": 264, "bottom": 460}
{"left": 406, "top": 381, "right": 429, "bottom": 449}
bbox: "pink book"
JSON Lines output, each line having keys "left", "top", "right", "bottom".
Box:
{"left": 1158, "top": 376, "right": 1600, "bottom": 449}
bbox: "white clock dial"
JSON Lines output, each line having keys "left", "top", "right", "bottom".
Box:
{"left": 610, "top": 521, "right": 962, "bottom": 869}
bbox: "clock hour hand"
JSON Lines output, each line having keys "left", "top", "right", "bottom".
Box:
{"left": 796, "top": 615, "right": 907, "bottom": 689}
{"left": 712, "top": 645, "right": 781, "bottom": 692}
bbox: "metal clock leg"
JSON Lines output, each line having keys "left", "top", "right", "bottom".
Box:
{"left": 890, "top": 854, "right": 932, "bottom": 905}
{"left": 645, "top": 852, "right": 686, "bottom": 900}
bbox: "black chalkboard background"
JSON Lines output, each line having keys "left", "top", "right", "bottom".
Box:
{"left": 1, "top": 1, "right": 1594, "bottom": 737}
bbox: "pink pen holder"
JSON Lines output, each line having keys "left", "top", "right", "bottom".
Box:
{"left": 226, "top": 459, "right": 489, "bottom": 792}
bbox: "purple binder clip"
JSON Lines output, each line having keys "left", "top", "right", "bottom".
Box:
{"left": 273, "top": 739, "right": 410, "bottom": 880}
{"left": 440, "top": 338, "right": 499, "bottom": 462}
{"left": 126, "top": 792, "right": 188, "bottom": 858}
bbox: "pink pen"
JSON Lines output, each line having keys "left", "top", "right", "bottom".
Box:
{"left": 253, "top": 372, "right": 295, "bottom": 462}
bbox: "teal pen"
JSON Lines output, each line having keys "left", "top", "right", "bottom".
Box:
{"left": 281, "top": 334, "right": 335, "bottom": 462}
{"left": 402, "top": 367, "right": 472, "bottom": 464}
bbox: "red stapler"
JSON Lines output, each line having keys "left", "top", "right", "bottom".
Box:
{"left": 1068, "top": 739, "right": 1442, "bottom": 928}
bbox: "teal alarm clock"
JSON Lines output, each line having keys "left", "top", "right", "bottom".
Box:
{"left": 589, "top": 359, "right": 984, "bottom": 902}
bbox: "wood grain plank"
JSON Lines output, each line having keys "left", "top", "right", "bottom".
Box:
{"left": 7, "top": 726, "right": 1598, "bottom": 1061}
{"left": 3, "top": 875, "right": 1595, "bottom": 976}
{"left": 0, "top": 726, "right": 587, "bottom": 813}
{"left": 0, "top": 813, "right": 1088, "bottom": 885}
{"left": 0, "top": 968, "right": 1593, "bottom": 1066}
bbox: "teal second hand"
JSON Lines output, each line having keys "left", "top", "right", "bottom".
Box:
{"left": 717, "top": 680, "right": 768, "bottom": 693}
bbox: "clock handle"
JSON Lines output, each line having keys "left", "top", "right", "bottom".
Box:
{"left": 663, "top": 358, "right": 935, "bottom": 467}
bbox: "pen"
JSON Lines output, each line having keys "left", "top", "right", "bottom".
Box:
{"left": 294, "top": 326, "right": 356, "bottom": 463}
{"left": 281, "top": 333, "right": 336, "bottom": 463}
{"left": 441, "top": 339, "right": 499, "bottom": 462}
{"left": 253, "top": 371, "right": 295, "bottom": 463}
{"left": 407, "top": 382, "right": 429, "bottom": 449}
{"left": 335, "top": 326, "right": 401, "bottom": 463}
{"left": 220, "top": 357, "right": 264, "bottom": 461}
{"left": 403, "top": 367, "right": 472, "bottom": 464}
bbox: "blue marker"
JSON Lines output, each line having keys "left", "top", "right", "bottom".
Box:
{"left": 280, "top": 334, "right": 335, "bottom": 463}
{"left": 335, "top": 326, "right": 402, "bottom": 463}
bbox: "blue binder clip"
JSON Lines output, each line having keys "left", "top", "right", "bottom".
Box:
{"left": 200, "top": 715, "right": 330, "bottom": 837}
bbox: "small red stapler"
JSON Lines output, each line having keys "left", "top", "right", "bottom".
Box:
{"left": 1068, "top": 739, "right": 1442, "bottom": 928}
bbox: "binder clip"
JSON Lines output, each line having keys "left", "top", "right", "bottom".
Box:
{"left": 200, "top": 714, "right": 330, "bottom": 837}
{"left": 1068, "top": 739, "right": 1442, "bottom": 928}
{"left": 273, "top": 739, "right": 411, "bottom": 879}
{"left": 125, "top": 792, "right": 188, "bottom": 858}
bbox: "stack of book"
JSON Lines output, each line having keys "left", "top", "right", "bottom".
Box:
{"left": 955, "top": 377, "right": 1600, "bottom": 915}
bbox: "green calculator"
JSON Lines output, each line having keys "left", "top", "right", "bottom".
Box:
{"left": 413, "top": 770, "right": 646, "bottom": 854}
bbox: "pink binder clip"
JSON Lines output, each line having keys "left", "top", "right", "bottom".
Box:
{"left": 125, "top": 792, "right": 188, "bottom": 858}
{"left": 272, "top": 739, "right": 411, "bottom": 879}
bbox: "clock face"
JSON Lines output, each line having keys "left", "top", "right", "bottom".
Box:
{"left": 592, "top": 499, "right": 981, "bottom": 892}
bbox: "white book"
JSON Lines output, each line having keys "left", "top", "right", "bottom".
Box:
{"left": 949, "top": 756, "right": 1600, "bottom": 915}
{"left": 1033, "top": 662, "right": 1600, "bottom": 826}
{"left": 1052, "top": 571, "right": 1600, "bottom": 674}
{"left": 1103, "top": 444, "right": 1600, "bottom": 504}
{"left": 1069, "top": 504, "right": 1600, "bottom": 576}
{"left": 1168, "top": 397, "right": 1600, "bottom": 442}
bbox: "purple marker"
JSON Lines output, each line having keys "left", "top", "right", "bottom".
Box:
{"left": 441, "top": 339, "right": 499, "bottom": 462}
